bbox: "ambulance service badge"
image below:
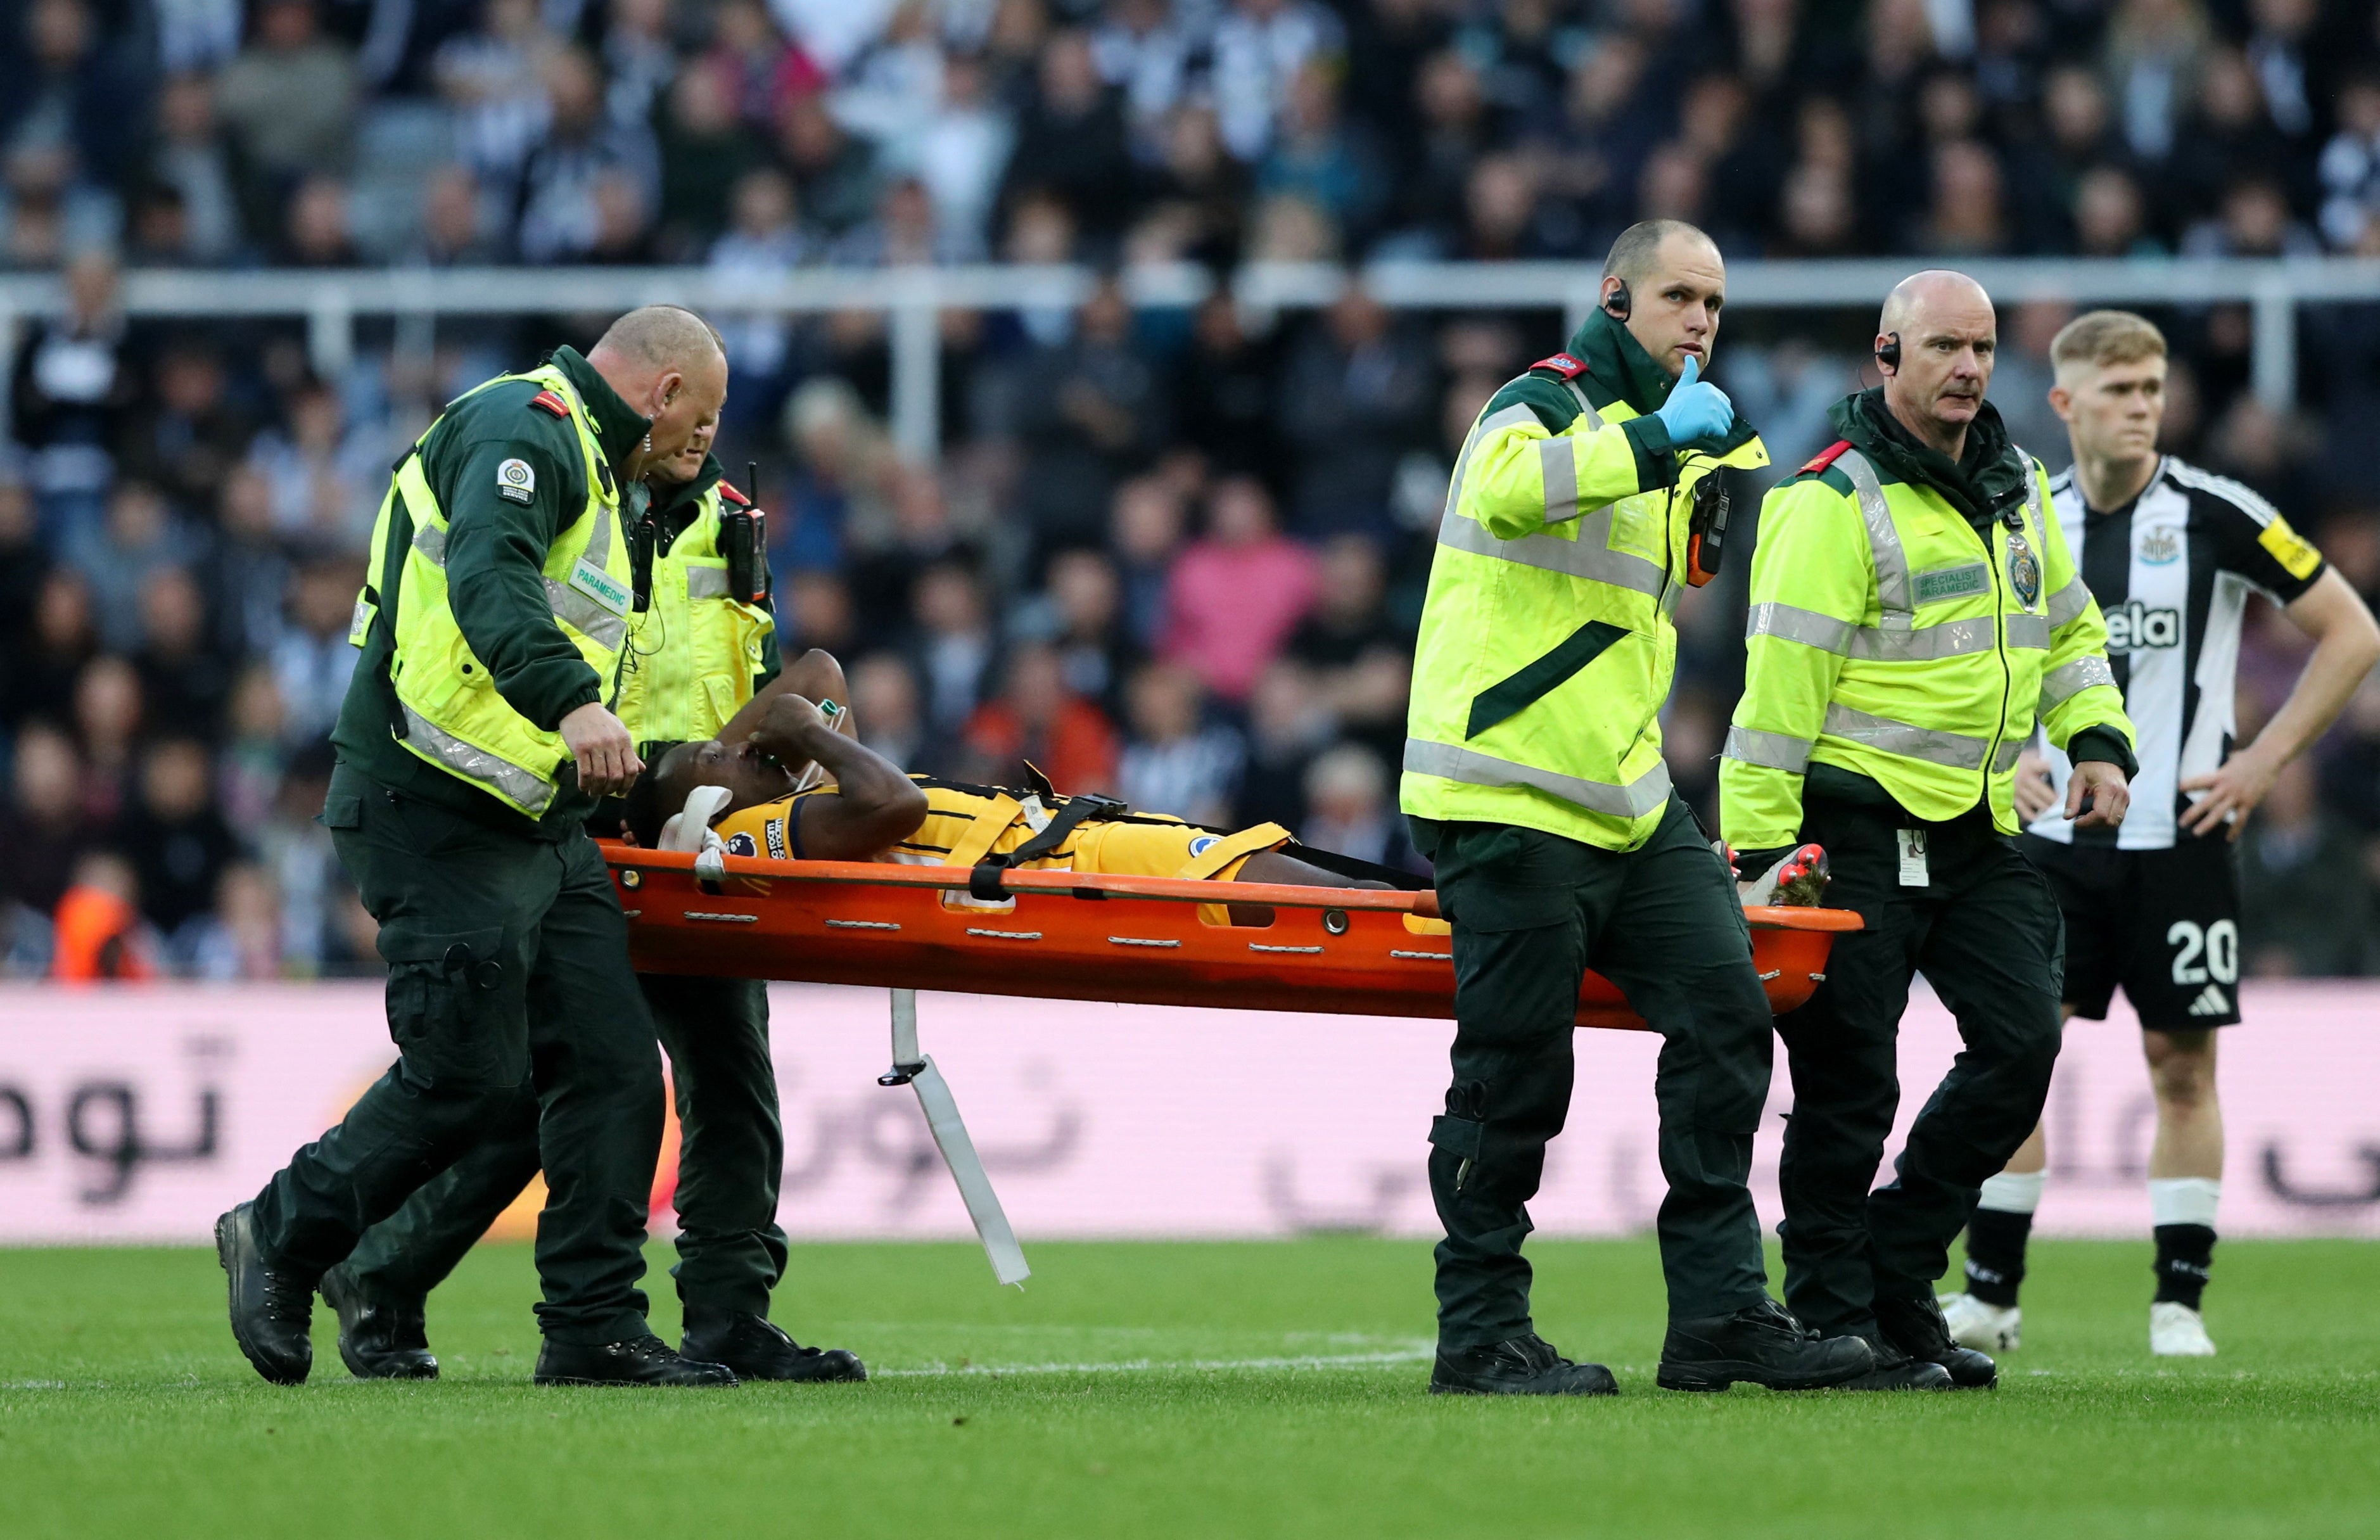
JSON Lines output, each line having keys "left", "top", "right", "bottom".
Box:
{"left": 2006, "top": 530, "right": 2041, "bottom": 609}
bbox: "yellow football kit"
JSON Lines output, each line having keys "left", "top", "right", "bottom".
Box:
{"left": 713, "top": 774, "right": 1290, "bottom": 882}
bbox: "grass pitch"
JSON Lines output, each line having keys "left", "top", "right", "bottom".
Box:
{"left": 1, "top": 1238, "right": 2374, "bottom": 1539}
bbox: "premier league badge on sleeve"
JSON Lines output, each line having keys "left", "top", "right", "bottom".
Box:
{"left": 2006, "top": 530, "right": 2042, "bottom": 609}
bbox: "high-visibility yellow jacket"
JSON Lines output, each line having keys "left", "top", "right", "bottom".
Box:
{"left": 353, "top": 359, "right": 636, "bottom": 820}
{"left": 1401, "top": 312, "right": 1769, "bottom": 851}
{"left": 614, "top": 464, "right": 779, "bottom": 746}
{"left": 1720, "top": 419, "right": 2134, "bottom": 852}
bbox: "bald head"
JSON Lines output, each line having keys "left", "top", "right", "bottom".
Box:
{"left": 594, "top": 304, "right": 725, "bottom": 369}
{"left": 587, "top": 305, "right": 727, "bottom": 476}
{"left": 1598, "top": 221, "right": 1728, "bottom": 381}
{"left": 1879, "top": 270, "right": 1992, "bottom": 340}
{"left": 1875, "top": 269, "right": 1998, "bottom": 457}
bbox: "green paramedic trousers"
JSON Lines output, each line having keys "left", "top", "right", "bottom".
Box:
{"left": 339, "top": 974, "right": 790, "bottom": 1318}
{"left": 251, "top": 763, "right": 665, "bottom": 1344}
{"left": 1772, "top": 794, "right": 2065, "bottom": 1337}
{"left": 1413, "top": 798, "right": 1776, "bottom": 1349}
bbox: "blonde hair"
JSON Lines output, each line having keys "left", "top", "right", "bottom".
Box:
{"left": 2051, "top": 310, "right": 2167, "bottom": 376}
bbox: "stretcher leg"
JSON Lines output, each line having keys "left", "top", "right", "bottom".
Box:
{"left": 879, "top": 988, "right": 1031, "bottom": 1287}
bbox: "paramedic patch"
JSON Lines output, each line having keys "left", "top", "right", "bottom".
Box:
{"left": 495, "top": 457, "right": 537, "bottom": 504}
{"left": 1913, "top": 563, "right": 1992, "bottom": 604}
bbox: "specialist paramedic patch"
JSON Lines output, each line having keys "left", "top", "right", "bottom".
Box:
{"left": 1913, "top": 563, "right": 1991, "bottom": 604}
{"left": 496, "top": 457, "right": 537, "bottom": 504}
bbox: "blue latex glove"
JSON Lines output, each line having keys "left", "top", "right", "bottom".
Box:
{"left": 1653, "top": 355, "right": 1735, "bottom": 450}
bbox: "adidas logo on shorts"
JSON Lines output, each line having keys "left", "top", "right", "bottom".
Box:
{"left": 2186, "top": 984, "right": 2230, "bottom": 1017}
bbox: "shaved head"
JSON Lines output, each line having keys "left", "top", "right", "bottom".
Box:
{"left": 586, "top": 305, "right": 728, "bottom": 478}
{"left": 1875, "top": 269, "right": 1999, "bottom": 457}
{"left": 1880, "top": 270, "right": 1992, "bottom": 339}
{"left": 594, "top": 304, "right": 726, "bottom": 368}
{"left": 1598, "top": 221, "right": 1728, "bottom": 381}
{"left": 1604, "top": 219, "right": 1717, "bottom": 284}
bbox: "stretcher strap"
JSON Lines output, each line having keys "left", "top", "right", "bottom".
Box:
{"left": 1173, "top": 822, "right": 1291, "bottom": 881}
{"left": 883, "top": 988, "right": 1030, "bottom": 1287}
{"left": 968, "top": 792, "right": 1126, "bottom": 900}
{"left": 943, "top": 795, "right": 1024, "bottom": 872}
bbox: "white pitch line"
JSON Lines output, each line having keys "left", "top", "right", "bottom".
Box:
{"left": 879, "top": 1348, "right": 1434, "bottom": 1379}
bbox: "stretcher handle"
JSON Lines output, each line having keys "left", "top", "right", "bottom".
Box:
{"left": 604, "top": 846, "right": 1431, "bottom": 912}
{"left": 597, "top": 844, "right": 1862, "bottom": 931}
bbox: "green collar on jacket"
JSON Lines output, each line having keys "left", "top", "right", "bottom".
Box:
{"left": 1559, "top": 308, "right": 1761, "bottom": 457}
{"left": 648, "top": 450, "right": 725, "bottom": 528}
{"left": 1830, "top": 387, "right": 2030, "bottom": 529}
{"left": 549, "top": 345, "right": 652, "bottom": 468}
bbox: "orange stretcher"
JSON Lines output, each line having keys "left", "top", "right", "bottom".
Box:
{"left": 601, "top": 843, "right": 1861, "bottom": 1031}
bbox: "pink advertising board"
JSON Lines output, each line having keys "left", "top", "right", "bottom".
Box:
{"left": 1, "top": 982, "right": 2374, "bottom": 1245}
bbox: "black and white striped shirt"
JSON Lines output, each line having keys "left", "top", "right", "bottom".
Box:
{"left": 2030, "top": 456, "right": 2327, "bottom": 850}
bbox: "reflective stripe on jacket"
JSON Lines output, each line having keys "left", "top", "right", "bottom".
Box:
{"left": 1719, "top": 442, "right": 2133, "bottom": 850}
{"left": 613, "top": 483, "right": 776, "bottom": 744}
{"left": 1401, "top": 373, "right": 1769, "bottom": 851}
{"left": 354, "top": 362, "right": 634, "bottom": 818}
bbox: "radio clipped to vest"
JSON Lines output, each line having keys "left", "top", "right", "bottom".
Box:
{"left": 718, "top": 464, "right": 769, "bottom": 606}
{"left": 1685, "top": 465, "right": 1731, "bottom": 587}
{"left": 627, "top": 509, "right": 658, "bottom": 614}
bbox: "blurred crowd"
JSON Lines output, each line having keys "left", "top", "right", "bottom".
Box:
{"left": 8, "top": 0, "right": 2380, "bottom": 981}
{"left": 16, "top": 0, "right": 2380, "bottom": 271}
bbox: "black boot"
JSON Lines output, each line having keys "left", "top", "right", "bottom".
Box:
{"left": 215, "top": 1204, "right": 315, "bottom": 1386}
{"left": 1657, "top": 1297, "right": 1874, "bottom": 1392}
{"left": 1876, "top": 1292, "right": 1998, "bottom": 1388}
{"left": 320, "top": 1265, "right": 437, "bottom": 1381}
{"left": 680, "top": 1307, "right": 867, "bottom": 1384}
{"left": 533, "top": 1335, "right": 739, "bottom": 1387}
{"left": 1831, "top": 1339, "right": 1957, "bottom": 1390}
{"left": 1429, "top": 1334, "right": 1619, "bottom": 1396}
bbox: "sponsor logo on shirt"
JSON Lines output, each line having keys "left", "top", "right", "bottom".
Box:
{"left": 765, "top": 818, "right": 788, "bottom": 860}
{"left": 2138, "top": 527, "right": 2182, "bottom": 564}
{"left": 2103, "top": 599, "right": 2180, "bottom": 652}
{"left": 1188, "top": 835, "right": 1220, "bottom": 858}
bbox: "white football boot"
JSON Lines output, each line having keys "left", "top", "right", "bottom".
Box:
{"left": 1937, "top": 1292, "right": 2021, "bottom": 1352}
{"left": 2149, "top": 1301, "right": 2217, "bottom": 1356}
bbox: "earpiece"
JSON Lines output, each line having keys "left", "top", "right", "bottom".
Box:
{"left": 1875, "top": 331, "right": 1902, "bottom": 372}
{"left": 1602, "top": 279, "right": 1632, "bottom": 322}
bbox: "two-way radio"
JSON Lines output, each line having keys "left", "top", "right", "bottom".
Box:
{"left": 719, "top": 459, "right": 771, "bottom": 606}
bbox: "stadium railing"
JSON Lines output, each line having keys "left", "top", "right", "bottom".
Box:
{"left": 4, "top": 257, "right": 2378, "bottom": 461}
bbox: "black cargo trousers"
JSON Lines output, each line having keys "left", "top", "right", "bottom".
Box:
{"left": 248, "top": 763, "right": 666, "bottom": 1345}
{"left": 1772, "top": 794, "right": 2065, "bottom": 1337}
{"left": 336, "top": 974, "right": 791, "bottom": 1319}
{"left": 1415, "top": 798, "right": 1777, "bottom": 1350}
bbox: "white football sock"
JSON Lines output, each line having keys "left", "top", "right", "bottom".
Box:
{"left": 1977, "top": 1170, "right": 2046, "bottom": 1215}
{"left": 2148, "top": 1176, "right": 2221, "bottom": 1229}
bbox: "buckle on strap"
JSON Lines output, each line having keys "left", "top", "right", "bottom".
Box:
{"left": 967, "top": 791, "right": 1129, "bottom": 898}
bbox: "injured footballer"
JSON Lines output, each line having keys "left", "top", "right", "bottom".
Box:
{"left": 627, "top": 675, "right": 1390, "bottom": 920}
